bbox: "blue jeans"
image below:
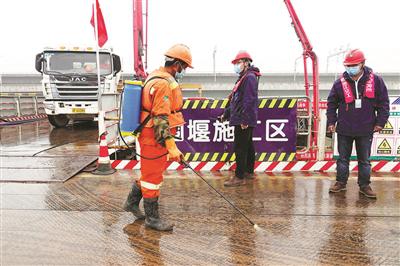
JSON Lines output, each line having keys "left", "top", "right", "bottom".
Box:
{"left": 336, "top": 134, "right": 373, "bottom": 187}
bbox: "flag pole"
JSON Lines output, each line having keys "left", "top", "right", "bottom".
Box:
{"left": 93, "top": 0, "right": 104, "bottom": 135}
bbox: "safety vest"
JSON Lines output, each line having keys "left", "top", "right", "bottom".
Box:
{"left": 140, "top": 67, "right": 185, "bottom": 129}
{"left": 340, "top": 72, "right": 375, "bottom": 103}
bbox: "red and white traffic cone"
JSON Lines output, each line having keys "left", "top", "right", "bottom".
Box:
{"left": 92, "top": 132, "right": 116, "bottom": 175}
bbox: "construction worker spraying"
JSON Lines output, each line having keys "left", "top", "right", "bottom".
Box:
{"left": 123, "top": 44, "right": 193, "bottom": 231}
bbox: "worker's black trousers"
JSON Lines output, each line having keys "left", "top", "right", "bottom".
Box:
{"left": 234, "top": 126, "right": 255, "bottom": 179}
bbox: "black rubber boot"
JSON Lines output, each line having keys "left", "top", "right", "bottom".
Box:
{"left": 123, "top": 182, "right": 145, "bottom": 220}
{"left": 143, "top": 197, "right": 174, "bottom": 231}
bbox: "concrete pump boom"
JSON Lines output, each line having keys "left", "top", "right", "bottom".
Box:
{"left": 284, "top": 0, "right": 320, "bottom": 158}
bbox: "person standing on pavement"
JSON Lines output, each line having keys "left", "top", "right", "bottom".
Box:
{"left": 221, "top": 51, "right": 261, "bottom": 187}
{"left": 326, "top": 49, "right": 389, "bottom": 199}
{"left": 123, "top": 44, "right": 193, "bottom": 230}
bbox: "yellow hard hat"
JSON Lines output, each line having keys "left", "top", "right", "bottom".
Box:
{"left": 164, "top": 44, "right": 193, "bottom": 68}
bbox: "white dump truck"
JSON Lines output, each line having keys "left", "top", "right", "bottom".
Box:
{"left": 35, "top": 47, "right": 121, "bottom": 127}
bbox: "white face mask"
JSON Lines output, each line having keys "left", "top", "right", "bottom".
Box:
{"left": 175, "top": 68, "right": 185, "bottom": 81}
{"left": 345, "top": 65, "right": 362, "bottom": 76}
{"left": 174, "top": 62, "right": 186, "bottom": 81}
{"left": 234, "top": 62, "right": 242, "bottom": 74}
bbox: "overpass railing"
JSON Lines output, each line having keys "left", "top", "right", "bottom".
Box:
{"left": 0, "top": 92, "right": 45, "bottom": 119}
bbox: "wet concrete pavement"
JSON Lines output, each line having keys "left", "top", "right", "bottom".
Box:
{"left": 0, "top": 120, "right": 99, "bottom": 156}
{"left": 1, "top": 121, "right": 99, "bottom": 183}
{"left": 1, "top": 121, "right": 400, "bottom": 265}
{"left": 1, "top": 170, "right": 399, "bottom": 265}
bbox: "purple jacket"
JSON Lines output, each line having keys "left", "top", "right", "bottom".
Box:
{"left": 326, "top": 66, "right": 390, "bottom": 136}
{"left": 224, "top": 66, "right": 260, "bottom": 127}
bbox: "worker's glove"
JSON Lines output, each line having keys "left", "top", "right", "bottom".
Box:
{"left": 165, "top": 138, "right": 183, "bottom": 162}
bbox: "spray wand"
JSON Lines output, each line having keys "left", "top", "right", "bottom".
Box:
{"left": 181, "top": 160, "right": 262, "bottom": 231}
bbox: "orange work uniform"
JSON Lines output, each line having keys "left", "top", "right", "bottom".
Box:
{"left": 138, "top": 67, "right": 185, "bottom": 198}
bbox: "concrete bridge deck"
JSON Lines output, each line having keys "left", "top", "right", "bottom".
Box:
{"left": 2, "top": 170, "right": 399, "bottom": 265}
{"left": 1, "top": 120, "right": 399, "bottom": 265}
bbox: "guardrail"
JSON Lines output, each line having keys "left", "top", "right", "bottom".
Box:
{"left": 0, "top": 92, "right": 45, "bottom": 118}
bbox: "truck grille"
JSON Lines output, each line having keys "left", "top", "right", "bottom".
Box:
{"left": 52, "top": 76, "right": 103, "bottom": 99}
{"left": 56, "top": 83, "right": 98, "bottom": 98}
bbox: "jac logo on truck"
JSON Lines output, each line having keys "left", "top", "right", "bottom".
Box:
{"left": 70, "top": 77, "right": 86, "bottom": 82}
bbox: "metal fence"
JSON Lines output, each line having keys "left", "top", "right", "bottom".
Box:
{"left": 0, "top": 93, "right": 45, "bottom": 118}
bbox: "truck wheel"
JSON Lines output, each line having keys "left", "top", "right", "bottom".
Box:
{"left": 48, "top": 115, "right": 70, "bottom": 128}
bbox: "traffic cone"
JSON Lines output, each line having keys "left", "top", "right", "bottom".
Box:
{"left": 92, "top": 132, "right": 116, "bottom": 175}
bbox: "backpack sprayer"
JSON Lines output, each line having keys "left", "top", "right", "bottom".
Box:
{"left": 118, "top": 80, "right": 167, "bottom": 160}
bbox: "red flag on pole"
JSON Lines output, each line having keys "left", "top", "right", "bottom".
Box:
{"left": 90, "top": 0, "right": 108, "bottom": 47}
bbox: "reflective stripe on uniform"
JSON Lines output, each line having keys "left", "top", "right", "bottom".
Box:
{"left": 140, "top": 180, "right": 163, "bottom": 190}
{"left": 169, "top": 80, "right": 179, "bottom": 90}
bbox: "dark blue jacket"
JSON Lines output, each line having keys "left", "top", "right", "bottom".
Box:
{"left": 326, "top": 66, "right": 390, "bottom": 136}
{"left": 224, "top": 66, "right": 260, "bottom": 127}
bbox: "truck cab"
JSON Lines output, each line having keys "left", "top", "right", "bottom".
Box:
{"left": 35, "top": 46, "right": 121, "bottom": 127}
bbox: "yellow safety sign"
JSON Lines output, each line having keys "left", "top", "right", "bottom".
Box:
{"left": 377, "top": 139, "right": 392, "bottom": 154}
{"left": 380, "top": 120, "right": 394, "bottom": 134}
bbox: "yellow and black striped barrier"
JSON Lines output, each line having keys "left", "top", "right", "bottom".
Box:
{"left": 258, "top": 98, "right": 297, "bottom": 109}
{"left": 182, "top": 98, "right": 297, "bottom": 110}
{"left": 183, "top": 152, "right": 296, "bottom": 162}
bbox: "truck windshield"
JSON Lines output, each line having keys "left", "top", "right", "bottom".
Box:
{"left": 43, "top": 51, "right": 112, "bottom": 75}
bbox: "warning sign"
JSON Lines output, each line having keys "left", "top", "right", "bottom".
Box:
{"left": 397, "top": 118, "right": 400, "bottom": 135}
{"left": 377, "top": 138, "right": 392, "bottom": 154}
{"left": 380, "top": 120, "right": 394, "bottom": 134}
{"left": 396, "top": 138, "right": 400, "bottom": 155}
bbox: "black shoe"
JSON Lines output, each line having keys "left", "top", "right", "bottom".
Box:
{"left": 144, "top": 197, "right": 174, "bottom": 231}
{"left": 123, "top": 181, "right": 145, "bottom": 219}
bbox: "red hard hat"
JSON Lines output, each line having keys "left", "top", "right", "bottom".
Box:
{"left": 232, "top": 50, "right": 253, "bottom": 64}
{"left": 343, "top": 49, "right": 366, "bottom": 66}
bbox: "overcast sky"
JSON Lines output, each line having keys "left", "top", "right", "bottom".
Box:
{"left": 1, "top": 0, "right": 400, "bottom": 74}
